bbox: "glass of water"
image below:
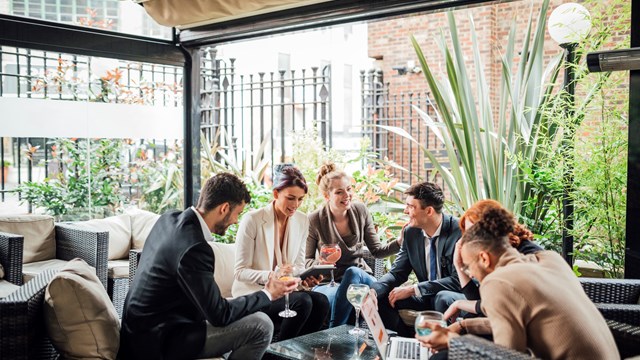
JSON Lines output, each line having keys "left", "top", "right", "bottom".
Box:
{"left": 347, "top": 284, "right": 369, "bottom": 336}
{"left": 414, "top": 310, "right": 446, "bottom": 336}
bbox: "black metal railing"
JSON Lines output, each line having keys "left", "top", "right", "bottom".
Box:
{"left": 199, "top": 48, "right": 331, "bottom": 175}
{"left": 0, "top": 46, "right": 182, "bottom": 105}
{"left": 361, "top": 69, "right": 448, "bottom": 190}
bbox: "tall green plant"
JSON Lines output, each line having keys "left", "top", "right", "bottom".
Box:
{"left": 379, "top": 0, "right": 562, "bottom": 219}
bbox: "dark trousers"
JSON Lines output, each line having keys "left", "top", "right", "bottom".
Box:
{"left": 263, "top": 290, "right": 330, "bottom": 341}
{"left": 377, "top": 290, "right": 465, "bottom": 337}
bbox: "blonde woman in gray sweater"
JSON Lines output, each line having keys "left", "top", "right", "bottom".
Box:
{"left": 306, "top": 162, "right": 402, "bottom": 327}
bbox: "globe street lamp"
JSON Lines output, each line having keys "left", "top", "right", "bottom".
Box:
{"left": 548, "top": 3, "right": 592, "bottom": 265}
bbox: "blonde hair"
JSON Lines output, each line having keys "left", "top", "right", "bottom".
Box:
{"left": 316, "top": 162, "right": 348, "bottom": 195}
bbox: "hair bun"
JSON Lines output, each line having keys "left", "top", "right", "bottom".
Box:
{"left": 316, "top": 162, "right": 336, "bottom": 185}
{"left": 477, "top": 207, "right": 514, "bottom": 238}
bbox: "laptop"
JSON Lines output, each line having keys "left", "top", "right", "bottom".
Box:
{"left": 361, "top": 296, "right": 429, "bottom": 360}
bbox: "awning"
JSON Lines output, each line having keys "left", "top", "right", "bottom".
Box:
{"left": 138, "top": 0, "right": 331, "bottom": 29}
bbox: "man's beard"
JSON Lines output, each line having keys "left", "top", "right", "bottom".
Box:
{"left": 213, "top": 212, "right": 233, "bottom": 236}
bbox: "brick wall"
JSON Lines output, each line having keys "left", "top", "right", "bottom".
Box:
{"left": 366, "top": 0, "right": 630, "bottom": 184}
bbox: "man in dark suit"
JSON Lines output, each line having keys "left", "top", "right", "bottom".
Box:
{"left": 371, "top": 182, "right": 465, "bottom": 337}
{"left": 119, "top": 173, "right": 297, "bottom": 360}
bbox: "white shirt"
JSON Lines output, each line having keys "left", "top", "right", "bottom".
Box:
{"left": 191, "top": 206, "right": 273, "bottom": 300}
{"left": 414, "top": 219, "right": 443, "bottom": 296}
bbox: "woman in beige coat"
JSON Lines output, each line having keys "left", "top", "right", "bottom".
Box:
{"left": 233, "top": 165, "right": 329, "bottom": 340}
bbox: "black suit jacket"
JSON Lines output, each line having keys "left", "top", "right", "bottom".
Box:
{"left": 119, "top": 208, "right": 271, "bottom": 360}
{"left": 372, "top": 214, "right": 462, "bottom": 298}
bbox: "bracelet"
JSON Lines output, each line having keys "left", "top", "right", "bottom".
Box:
{"left": 457, "top": 318, "right": 467, "bottom": 335}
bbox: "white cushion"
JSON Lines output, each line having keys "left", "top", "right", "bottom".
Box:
{"left": 209, "top": 242, "right": 236, "bottom": 298}
{"left": 107, "top": 260, "right": 129, "bottom": 279}
{"left": 72, "top": 215, "right": 132, "bottom": 260}
{"left": 23, "top": 259, "right": 69, "bottom": 283}
{"left": 0, "top": 279, "right": 19, "bottom": 298}
{"left": 125, "top": 208, "right": 160, "bottom": 250}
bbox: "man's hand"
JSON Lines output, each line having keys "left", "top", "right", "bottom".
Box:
{"left": 388, "top": 286, "right": 414, "bottom": 308}
{"left": 264, "top": 272, "right": 298, "bottom": 301}
{"left": 415, "top": 321, "right": 458, "bottom": 352}
{"left": 301, "top": 275, "right": 323, "bottom": 288}
{"left": 443, "top": 299, "right": 477, "bottom": 321}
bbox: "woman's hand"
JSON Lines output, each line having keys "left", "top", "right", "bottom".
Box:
{"left": 301, "top": 275, "right": 323, "bottom": 288}
{"left": 397, "top": 223, "right": 409, "bottom": 246}
{"left": 443, "top": 299, "right": 478, "bottom": 321}
{"left": 415, "top": 321, "right": 457, "bottom": 352}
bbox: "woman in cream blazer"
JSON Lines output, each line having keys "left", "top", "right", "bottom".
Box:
{"left": 233, "top": 166, "right": 329, "bottom": 340}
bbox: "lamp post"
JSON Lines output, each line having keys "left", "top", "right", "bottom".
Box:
{"left": 548, "top": 3, "right": 592, "bottom": 265}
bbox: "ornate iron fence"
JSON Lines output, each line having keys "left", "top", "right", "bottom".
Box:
{"left": 360, "top": 69, "right": 448, "bottom": 190}
{"left": 199, "top": 48, "right": 331, "bottom": 176}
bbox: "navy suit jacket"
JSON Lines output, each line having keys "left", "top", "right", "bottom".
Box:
{"left": 372, "top": 213, "right": 462, "bottom": 298}
{"left": 119, "top": 208, "right": 271, "bottom": 360}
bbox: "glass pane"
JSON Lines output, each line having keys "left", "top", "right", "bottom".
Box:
{"left": 0, "top": 0, "right": 172, "bottom": 40}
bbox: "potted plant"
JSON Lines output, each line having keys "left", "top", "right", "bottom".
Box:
{"left": 1, "top": 159, "right": 10, "bottom": 184}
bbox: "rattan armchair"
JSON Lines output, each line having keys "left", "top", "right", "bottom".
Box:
{"left": 0, "top": 231, "right": 25, "bottom": 285}
{"left": 449, "top": 335, "right": 539, "bottom": 359}
{"left": 0, "top": 269, "right": 59, "bottom": 360}
{"left": 55, "top": 223, "right": 109, "bottom": 289}
{"left": 580, "top": 278, "right": 640, "bottom": 324}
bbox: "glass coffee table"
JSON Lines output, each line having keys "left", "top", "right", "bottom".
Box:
{"left": 264, "top": 325, "right": 381, "bottom": 360}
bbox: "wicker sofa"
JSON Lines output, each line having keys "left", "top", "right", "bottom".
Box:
{"left": 580, "top": 277, "right": 640, "bottom": 357}
{"left": 70, "top": 209, "right": 160, "bottom": 317}
{"left": 0, "top": 215, "right": 108, "bottom": 289}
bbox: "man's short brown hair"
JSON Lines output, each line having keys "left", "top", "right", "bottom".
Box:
{"left": 197, "top": 173, "right": 251, "bottom": 212}
{"left": 404, "top": 182, "right": 444, "bottom": 213}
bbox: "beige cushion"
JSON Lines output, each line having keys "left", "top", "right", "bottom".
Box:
{"left": 44, "top": 258, "right": 120, "bottom": 360}
{"left": 126, "top": 208, "right": 160, "bottom": 250}
{"left": 0, "top": 215, "right": 56, "bottom": 263}
{"left": 0, "top": 263, "right": 4, "bottom": 279}
{"left": 0, "top": 279, "right": 19, "bottom": 298}
{"left": 72, "top": 214, "right": 132, "bottom": 260}
{"left": 209, "top": 242, "right": 236, "bottom": 298}
{"left": 107, "top": 260, "right": 129, "bottom": 279}
{"left": 23, "top": 259, "right": 68, "bottom": 283}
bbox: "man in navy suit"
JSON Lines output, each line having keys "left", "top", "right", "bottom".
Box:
{"left": 371, "top": 182, "right": 465, "bottom": 337}
{"left": 120, "top": 173, "right": 297, "bottom": 360}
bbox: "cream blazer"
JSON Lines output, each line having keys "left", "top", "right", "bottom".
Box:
{"left": 232, "top": 203, "right": 309, "bottom": 297}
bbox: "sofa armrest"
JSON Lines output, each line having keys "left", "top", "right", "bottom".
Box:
{"left": 606, "top": 319, "right": 640, "bottom": 358}
{"left": 0, "top": 232, "right": 24, "bottom": 286}
{"left": 129, "top": 249, "right": 142, "bottom": 286}
{"left": 449, "top": 335, "right": 538, "bottom": 360}
{"left": 55, "top": 224, "right": 108, "bottom": 290}
{"left": 0, "top": 269, "right": 59, "bottom": 359}
{"left": 362, "top": 247, "right": 386, "bottom": 279}
{"left": 580, "top": 278, "right": 640, "bottom": 304}
{"left": 595, "top": 303, "right": 640, "bottom": 326}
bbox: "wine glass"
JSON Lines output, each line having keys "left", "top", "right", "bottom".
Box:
{"left": 346, "top": 284, "right": 369, "bottom": 336}
{"left": 320, "top": 243, "right": 342, "bottom": 287}
{"left": 414, "top": 310, "right": 446, "bottom": 336}
{"left": 275, "top": 264, "right": 301, "bottom": 318}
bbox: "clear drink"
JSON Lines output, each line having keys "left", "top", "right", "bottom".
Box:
{"left": 347, "top": 284, "right": 369, "bottom": 336}
{"left": 414, "top": 311, "right": 446, "bottom": 336}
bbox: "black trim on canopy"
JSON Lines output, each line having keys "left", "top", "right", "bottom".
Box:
{"left": 178, "top": 0, "right": 503, "bottom": 47}
{"left": 0, "top": 14, "right": 183, "bottom": 66}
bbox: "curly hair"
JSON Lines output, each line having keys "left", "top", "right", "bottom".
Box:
{"left": 273, "top": 165, "right": 308, "bottom": 193}
{"left": 460, "top": 199, "right": 533, "bottom": 247}
{"left": 197, "top": 173, "right": 251, "bottom": 212}
{"left": 316, "top": 162, "right": 348, "bottom": 195}
{"left": 404, "top": 182, "right": 444, "bottom": 213}
{"left": 460, "top": 207, "right": 514, "bottom": 253}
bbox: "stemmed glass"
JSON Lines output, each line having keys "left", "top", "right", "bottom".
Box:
{"left": 320, "top": 243, "right": 342, "bottom": 287}
{"left": 346, "top": 284, "right": 369, "bottom": 336}
{"left": 275, "top": 264, "right": 301, "bottom": 318}
{"left": 414, "top": 311, "right": 446, "bottom": 336}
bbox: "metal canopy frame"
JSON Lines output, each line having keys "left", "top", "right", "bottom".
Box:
{"left": 179, "top": 0, "right": 500, "bottom": 46}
